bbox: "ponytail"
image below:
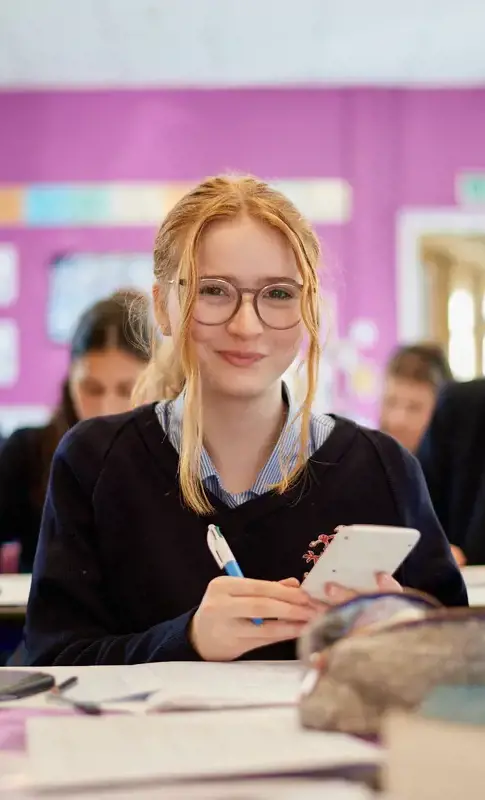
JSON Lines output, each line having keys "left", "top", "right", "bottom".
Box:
{"left": 132, "top": 337, "right": 185, "bottom": 405}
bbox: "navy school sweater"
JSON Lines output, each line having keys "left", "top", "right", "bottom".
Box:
{"left": 24, "top": 405, "right": 467, "bottom": 666}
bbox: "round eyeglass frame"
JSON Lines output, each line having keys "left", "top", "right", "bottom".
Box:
{"left": 170, "top": 277, "right": 303, "bottom": 331}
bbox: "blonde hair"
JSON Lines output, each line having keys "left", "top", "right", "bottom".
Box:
{"left": 135, "top": 175, "right": 322, "bottom": 514}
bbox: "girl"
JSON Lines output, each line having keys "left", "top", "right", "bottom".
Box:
{"left": 380, "top": 343, "right": 453, "bottom": 454}
{"left": 24, "top": 176, "right": 466, "bottom": 667}
{"left": 0, "top": 292, "right": 151, "bottom": 573}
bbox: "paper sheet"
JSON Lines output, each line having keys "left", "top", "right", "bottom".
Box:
{"left": 61, "top": 663, "right": 180, "bottom": 704}
{"left": 63, "top": 661, "right": 303, "bottom": 709}
{"left": 0, "top": 244, "right": 18, "bottom": 307}
{"left": 0, "top": 760, "right": 374, "bottom": 800}
{"left": 26, "top": 707, "right": 380, "bottom": 791}
{"left": 145, "top": 661, "right": 302, "bottom": 711}
{"left": 0, "top": 319, "right": 19, "bottom": 388}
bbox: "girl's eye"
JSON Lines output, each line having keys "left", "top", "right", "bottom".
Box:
{"left": 264, "top": 287, "right": 296, "bottom": 301}
{"left": 199, "top": 283, "right": 230, "bottom": 297}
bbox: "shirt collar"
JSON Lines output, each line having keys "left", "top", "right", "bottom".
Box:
{"left": 168, "top": 381, "right": 300, "bottom": 484}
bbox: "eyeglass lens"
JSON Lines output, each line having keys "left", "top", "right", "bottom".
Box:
{"left": 192, "top": 278, "right": 301, "bottom": 330}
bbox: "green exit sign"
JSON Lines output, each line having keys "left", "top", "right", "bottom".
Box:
{"left": 457, "top": 173, "right": 485, "bottom": 205}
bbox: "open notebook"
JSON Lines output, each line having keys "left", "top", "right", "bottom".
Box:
{"left": 26, "top": 707, "right": 381, "bottom": 791}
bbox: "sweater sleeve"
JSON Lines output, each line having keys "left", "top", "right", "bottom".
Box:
{"left": 24, "top": 428, "right": 201, "bottom": 666}
{"left": 389, "top": 443, "right": 468, "bottom": 607}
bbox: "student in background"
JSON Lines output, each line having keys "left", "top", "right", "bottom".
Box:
{"left": 379, "top": 343, "right": 453, "bottom": 454}
{"left": 418, "top": 378, "right": 485, "bottom": 567}
{"left": 0, "top": 292, "right": 151, "bottom": 573}
{"left": 24, "top": 175, "right": 466, "bottom": 668}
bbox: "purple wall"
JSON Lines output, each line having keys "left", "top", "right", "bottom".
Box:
{"left": 1, "top": 88, "right": 485, "bottom": 417}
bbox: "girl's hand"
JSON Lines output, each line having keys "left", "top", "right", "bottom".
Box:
{"left": 321, "top": 571, "right": 403, "bottom": 606}
{"left": 450, "top": 545, "right": 466, "bottom": 567}
{"left": 189, "top": 576, "right": 319, "bottom": 661}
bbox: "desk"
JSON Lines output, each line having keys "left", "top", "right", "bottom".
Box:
{"left": 0, "top": 574, "right": 31, "bottom": 611}
{"left": 0, "top": 575, "right": 31, "bottom": 664}
{"left": 462, "top": 565, "right": 485, "bottom": 606}
{"left": 0, "top": 663, "right": 377, "bottom": 799}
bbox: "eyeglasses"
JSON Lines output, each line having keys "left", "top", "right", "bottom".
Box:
{"left": 172, "top": 277, "right": 303, "bottom": 330}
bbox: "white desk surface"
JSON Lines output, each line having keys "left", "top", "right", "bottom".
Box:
{"left": 0, "top": 574, "right": 31, "bottom": 610}
{"left": 461, "top": 565, "right": 485, "bottom": 585}
{"left": 462, "top": 565, "right": 485, "bottom": 606}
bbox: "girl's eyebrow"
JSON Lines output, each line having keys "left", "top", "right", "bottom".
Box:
{"left": 201, "top": 274, "right": 301, "bottom": 286}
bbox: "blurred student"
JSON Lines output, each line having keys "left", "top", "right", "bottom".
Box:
{"left": 0, "top": 292, "right": 151, "bottom": 573}
{"left": 418, "top": 378, "right": 485, "bottom": 567}
{"left": 23, "top": 175, "right": 466, "bottom": 668}
{"left": 379, "top": 343, "right": 453, "bottom": 454}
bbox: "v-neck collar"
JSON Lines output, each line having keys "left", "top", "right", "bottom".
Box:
{"left": 135, "top": 404, "right": 358, "bottom": 527}
{"left": 158, "top": 381, "right": 301, "bottom": 491}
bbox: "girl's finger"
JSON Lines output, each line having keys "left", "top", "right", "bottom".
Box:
{"left": 324, "top": 582, "right": 358, "bottom": 604}
{"left": 375, "top": 572, "right": 403, "bottom": 592}
{"left": 229, "top": 596, "right": 318, "bottom": 624}
{"left": 239, "top": 620, "right": 309, "bottom": 641}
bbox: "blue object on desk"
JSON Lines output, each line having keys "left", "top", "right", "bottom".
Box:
{"left": 420, "top": 685, "right": 485, "bottom": 726}
{"left": 206, "top": 524, "right": 263, "bottom": 625}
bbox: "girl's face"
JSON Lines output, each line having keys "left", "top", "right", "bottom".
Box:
{"left": 69, "top": 347, "right": 146, "bottom": 420}
{"left": 166, "top": 215, "right": 304, "bottom": 400}
{"left": 380, "top": 375, "right": 437, "bottom": 453}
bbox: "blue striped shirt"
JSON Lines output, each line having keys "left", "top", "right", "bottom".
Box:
{"left": 155, "top": 384, "right": 335, "bottom": 508}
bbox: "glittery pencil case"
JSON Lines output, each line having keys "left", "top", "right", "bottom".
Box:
{"left": 298, "top": 591, "right": 485, "bottom": 736}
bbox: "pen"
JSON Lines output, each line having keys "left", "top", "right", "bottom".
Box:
{"left": 56, "top": 676, "right": 78, "bottom": 693}
{"left": 48, "top": 675, "right": 102, "bottom": 716}
{"left": 207, "top": 524, "right": 263, "bottom": 626}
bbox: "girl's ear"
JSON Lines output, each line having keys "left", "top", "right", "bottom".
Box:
{"left": 152, "top": 283, "right": 171, "bottom": 336}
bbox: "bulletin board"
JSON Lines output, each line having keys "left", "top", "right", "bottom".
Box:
{"left": 0, "top": 178, "right": 380, "bottom": 433}
{"left": 46, "top": 252, "right": 153, "bottom": 344}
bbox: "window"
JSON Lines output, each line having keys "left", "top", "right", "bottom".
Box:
{"left": 422, "top": 237, "right": 485, "bottom": 379}
{"left": 448, "top": 288, "right": 475, "bottom": 379}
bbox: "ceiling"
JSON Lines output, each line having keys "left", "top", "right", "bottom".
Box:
{"left": 1, "top": 0, "right": 485, "bottom": 88}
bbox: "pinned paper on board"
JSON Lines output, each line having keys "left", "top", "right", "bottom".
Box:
{"left": 0, "top": 319, "right": 19, "bottom": 387}
{"left": 348, "top": 360, "right": 380, "bottom": 401}
{"left": 0, "top": 244, "right": 19, "bottom": 308}
{"left": 46, "top": 252, "right": 153, "bottom": 344}
{"left": 348, "top": 318, "right": 379, "bottom": 350}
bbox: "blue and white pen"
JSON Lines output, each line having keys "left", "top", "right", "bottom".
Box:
{"left": 207, "top": 524, "right": 263, "bottom": 626}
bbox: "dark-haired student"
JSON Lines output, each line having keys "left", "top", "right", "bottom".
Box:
{"left": 24, "top": 175, "right": 467, "bottom": 668}
{"left": 380, "top": 342, "right": 453, "bottom": 455}
{"left": 0, "top": 292, "right": 151, "bottom": 573}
